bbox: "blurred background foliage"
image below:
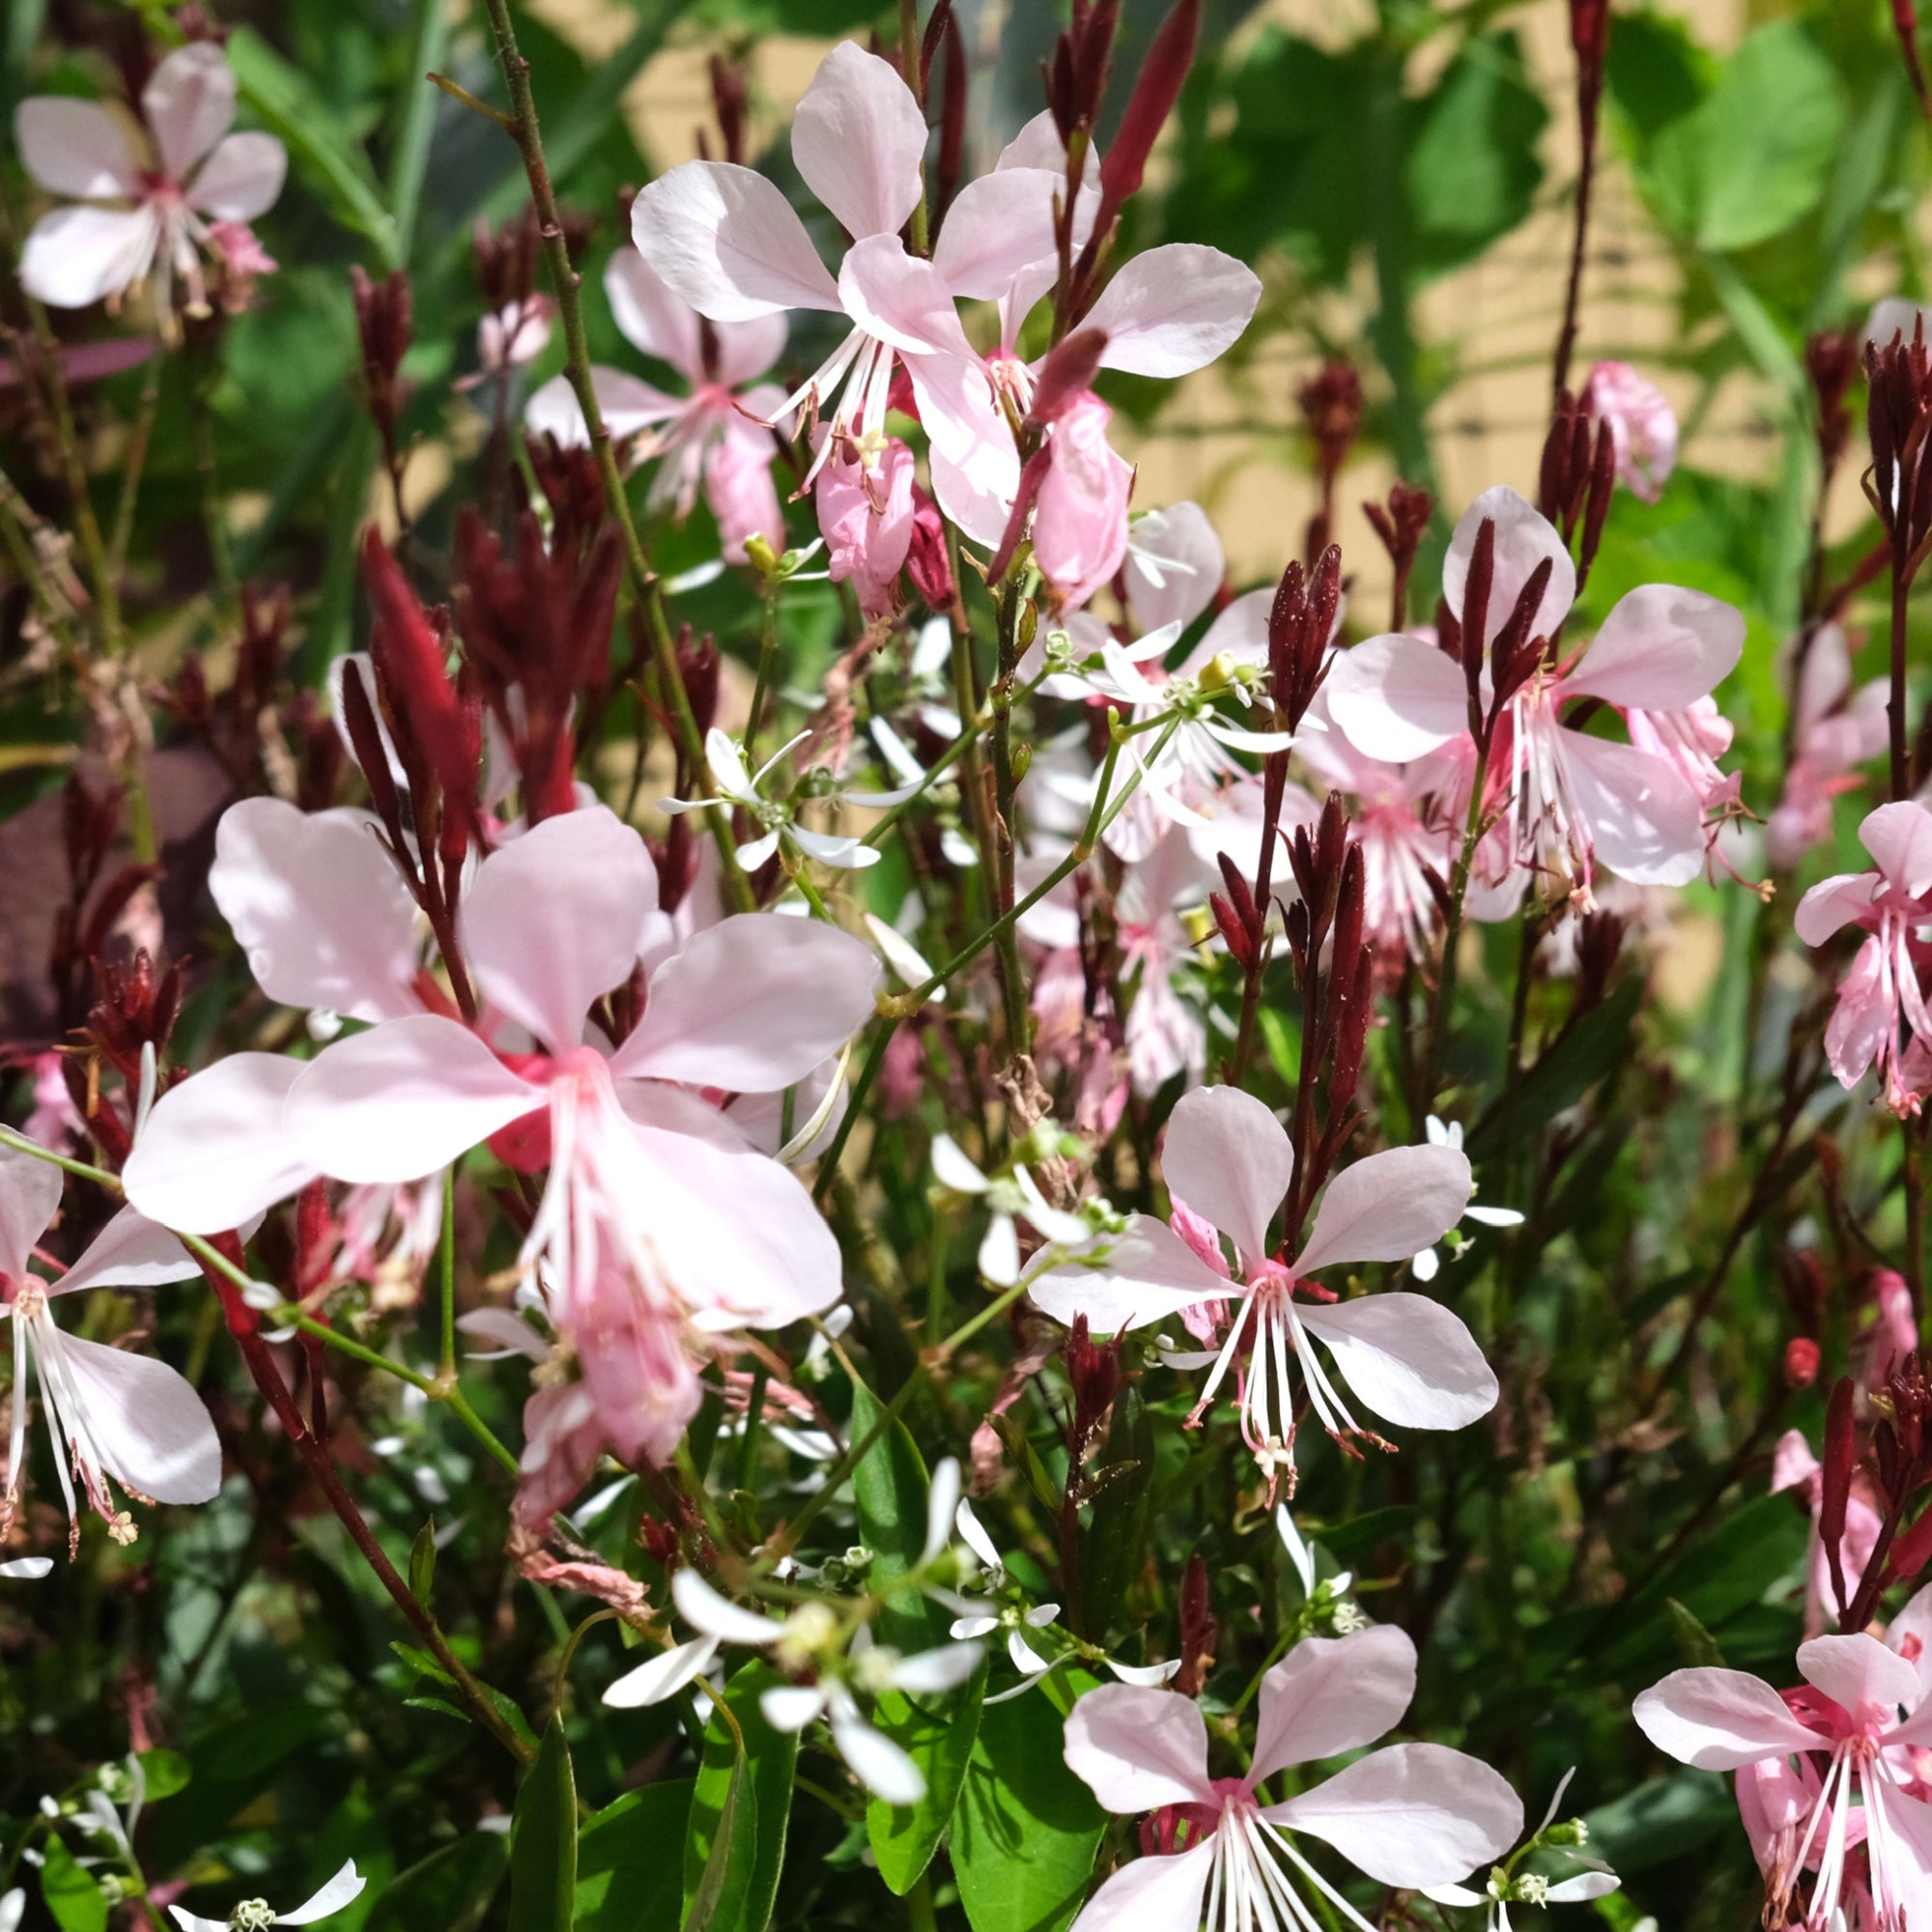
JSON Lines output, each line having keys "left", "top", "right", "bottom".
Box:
{"left": 3, "top": 0, "right": 1929, "bottom": 1928}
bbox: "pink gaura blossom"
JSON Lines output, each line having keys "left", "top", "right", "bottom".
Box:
{"left": 462, "top": 295, "right": 554, "bottom": 389}
{"left": 0, "top": 1140, "right": 217, "bottom": 1548}
{"left": 1634, "top": 1607, "right": 1932, "bottom": 1928}
{"left": 1324, "top": 486, "right": 1745, "bottom": 905}
{"left": 1030, "top": 1085, "right": 1495, "bottom": 1492}
{"left": 1061, "top": 1624, "right": 1522, "bottom": 1931}
{"left": 1769, "top": 623, "right": 1889, "bottom": 870}
{"left": 1771, "top": 1430, "right": 1883, "bottom": 1640}
{"left": 1795, "top": 800, "right": 1932, "bottom": 1114}
{"left": 1583, "top": 359, "right": 1677, "bottom": 502}
{"left": 1032, "top": 391, "right": 1134, "bottom": 610}
{"left": 815, "top": 432, "right": 917, "bottom": 617}
{"left": 526, "top": 249, "right": 786, "bottom": 562}
{"left": 15, "top": 43, "right": 285, "bottom": 313}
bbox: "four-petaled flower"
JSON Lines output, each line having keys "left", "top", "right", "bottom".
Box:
{"left": 167, "top": 1861, "right": 365, "bottom": 1932}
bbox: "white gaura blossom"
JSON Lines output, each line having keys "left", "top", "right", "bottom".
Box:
{"left": 1411, "top": 1117, "right": 1523, "bottom": 1283}
{"left": 15, "top": 43, "right": 285, "bottom": 313}
{"left": 168, "top": 1861, "right": 365, "bottom": 1932}
{"left": 1424, "top": 1768, "right": 1622, "bottom": 1929}
{"left": 930, "top": 1131, "right": 1091, "bottom": 1287}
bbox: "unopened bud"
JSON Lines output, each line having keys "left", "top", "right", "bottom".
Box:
{"left": 744, "top": 533, "right": 780, "bottom": 578}
{"left": 1784, "top": 1336, "right": 1821, "bottom": 1387}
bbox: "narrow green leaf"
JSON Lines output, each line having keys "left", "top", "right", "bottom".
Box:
{"left": 134, "top": 1747, "right": 191, "bottom": 1802}
{"left": 1465, "top": 978, "right": 1642, "bottom": 1158}
{"left": 867, "top": 1657, "right": 988, "bottom": 1894}
{"left": 1666, "top": 1598, "right": 1727, "bottom": 1668}
{"left": 508, "top": 1714, "right": 577, "bottom": 1932}
{"left": 409, "top": 1520, "right": 438, "bottom": 1607}
{"left": 849, "top": 1378, "right": 949, "bottom": 1652}
{"left": 40, "top": 1837, "right": 107, "bottom": 1932}
{"left": 1082, "top": 1384, "right": 1155, "bottom": 1637}
{"left": 385, "top": 0, "right": 452, "bottom": 259}
{"left": 391, "top": 1639, "right": 454, "bottom": 1688}
{"left": 680, "top": 1662, "right": 793, "bottom": 1932}
{"left": 575, "top": 1781, "right": 694, "bottom": 1930}
{"left": 366, "top": 1834, "right": 508, "bottom": 1932}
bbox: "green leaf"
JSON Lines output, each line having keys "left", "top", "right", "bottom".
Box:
{"left": 952, "top": 1680, "right": 1107, "bottom": 1932}
{"left": 391, "top": 1640, "right": 456, "bottom": 1689}
{"left": 575, "top": 1782, "right": 694, "bottom": 1930}
{"left": 1465, "top": 978, "right": 1642, "bottom": 1159}
{"left": 1666, "top": 1597, "right": 1727, "bottom": 1667}
{"left": 134, "top": 1747, "right": 191, "bottom": 1802}
{"left": 409, "top": 1520, "right": 438, "bottom": 1606}
{"left": 226, "top": 26, "right": 399, "bottom": 265}
{"left": 1082, "top": 1384, "right": 1154, "bottom": 1637}
{"left": 867, "top": 1656, "right": 988, "bottom": 1894}
{"left": 366, "top": 1835, "right": 508, "bottom": 1932}
{"left": 508, "top": 1714, "right": 577, "bottom": 1932}
{"left": 40, "top": 1837, "right": 107, "bottom": 1932}
{"left": 680, "top": 1662, "right": 794, "bottom": 1932}
{"left": 849, "top": 1378, "right": 949, "bottom": 1653}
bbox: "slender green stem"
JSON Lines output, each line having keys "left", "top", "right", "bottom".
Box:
{"left": 1419, "top": 738, "right": 1493, "bottom": 1111}
{"left": 107, "top": 361, "right": 162, "bottom": 587}
{"left": 437, "top": 1170, "right": 458, "bottom": 1381}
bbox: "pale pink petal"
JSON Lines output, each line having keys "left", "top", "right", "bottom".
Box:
{"left": 1028, "top": 1215, "right": 1236, "bottom": 1334}
{"left": 928, "top": 440, "right": 1016, "bottom": 550}
{"left": 1770, "top": 1429, "right": 1821, "bottom": 1494}
{"left": 122, "top": 1054, "right": 314, "bottom": 1235}
{"left": 704, "top": 403, "right": 786, "bottom": 559}
{"left": 1557, "top": 731, "right": 1704, "bottom": 887}
{"left": 606, "top": 248, "right": 705, "bottom": 384}
{"left": 56, "top": 1208, "right": 196, "bottom": 1297}
{"left": 791, "top": 42, "right": 927, "bottom": 242}
{"left": 288, "top": 1016, "right": 540, "bottom": 1186}
{"left": 1081, "top": 244, "right": 1262, "bottom": 379}
{"left": 1324, "top": 633, "right": 1468, "bottom": 763}
{"left": 1296, "top": 1145, "right": 1471, "bottom": 1273}
{"left": 1632, "top": 1666, "right": 1823, "bottom": 1768}
{"left": 1889, "top": 1579, "right": 1932, "bottom": 1697}
{"left": 57, "top": 1333, "right": 221, "bottom": 1506}
{"left": 1795, "top": 872, "right": 1882, "bottom": 947}
{"left": 0, "top": 1142, "right": 63, "bottom": 1281}
{"left": 461, "top": 807, "right": 659, "bottom": 1053}
{"left": 931, "top": 169, "right": 1063, "bottom": 300}
{"left": 1250, "top": 1624, "right": 1416, "bottom": 1782}
{"left": 1823, "top": 936, "right": 1890, "bottom": 1090}
{"left": 612, "top": 914, "right": 879, "bottom": 1092}
{"left": 1795, "top": 1631, "right": 1919, "bottom": 1719}
{"left": 1861, "top": 799, "right": 1932, "bottom": 895}
{"left": 630, "top": 161, "right": 841, "bottom": 323}
{"left": 186, "top": 131, "right": 285, "bottom": 221}
{"left": 211, "top": 800, "right": 420, "bottom": 1022}
{"left": 142, "top": 43, "right": 236, "bottom": 181}
{"left": 839, "top": 233, "right": 977, "bottom": 360}
{"left": 18, "top": 204, "right": 159, "bottom": 308}
{"left": 1062, "top": 1683, "right": 1215, "bottom": 1811}
{"left": 1178, "top": 587, "right": 1271, "bottom": 676}
{"left": 1067, "top": 1840, "right": 1213, "bottom": 1932}
{"left": 1266, "top": 1743, "right": 1522, "bottom": 1888}
{"left": 1126, "top": 502, "right": 1225, "bottom": 634}
{"left": 526, "top": 367, "right": 683, "bottom": 449}
{"left": 1293, "top": 1293, "right": 1498, "bottom": 1429}
{"left": 14, "top": 99, "right": 141, "bottom": 197}
{"left": 1443, "top": 485, "right": 1575, "bottom": 645}
{"left": 272, "top": 1862, "right": 366, "bottom": 1926}
{"left": 1160, "top": 1084, "right": 1293, "bottom": 1264}
{"left": 715, "top": 315, "right": 787, "bottom": 387}
{"left": 1564, "top": 584, "right": 1744, "bottom": 710}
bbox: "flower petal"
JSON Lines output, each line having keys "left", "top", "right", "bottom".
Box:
{"left": 1324, "top": 632, "right": 1469, "bottom": 763}
{"left": 211, "top": 800, "right": 420, "bottom": 1023}
{"left": 1265, "top": 1742, "right": 1523, "bottom": 1888}
{"left": 1565, "top": 584, "right": 1745, "bottom": 711}
{"left": 1632, "top": 1666, "right": 1823, "bottom": 1769}
{"left": 18, "top": 204, "right": 159, "bottom": 308}
{"left": 839, "top": 233, "right": 977, "bottom": 360}
{"left": 273, "top": 1861, "right": 367, "bottom": 1926}
{"left": 14, "top": 98, "right": 141, "bottom": 197}
{"left": 1065, "top": 1840, "right": 1213, "bottom": 1932}
{"left": 56, "top": 1332, "right": 221, "bottom": 1506}
{"left": 1160, "top": 1084, "right": 1293, "bottom": 1265}
{"left": 833, "top": 1707, "right": 927, "bottom": 1803}
{"left": 606, "top": 247, "right": 706, "bottom": 384}
{"left": 1861, "top": 798, "right": 1932, "bottom": 896}
{"left": 1795, "top": 1631, "right": 1919, "bottom": 1719}
{"left": 122, "top": 1054, "right": 314, "bottom": 1235}
{"left": 1127, "top": 502, "right": 1226, "bottom": 635}
{"left": 0, "top": 1141, "right": 63, "bottom": 1282}
{"left": 892, "top": 1640, "right": 983, "bottom": 1694}
{"left": 611, "top": 914, "right": 879, "bottom": 1092}
{"left": 1442, "top": 486, "right": 1576, "bottom": 647}
{"left": 602, "top": 1634, "right": 723, "bottom": 1708}
{"left": 1250, "top": 1624, "right": 1417, "bottom": 1782}
{"left": 1082, "top": 244, "right": 1261, "bottom": 378}
{"left": 1297, "top": 1145, "right": 1471, "bottom": 1274}
{"left": 187, "top": 131, "right": 285, "bottom": 221}
{"left": 1028, "top": 1215, "right": 1236, "bottom": 1335}
{"left": 631, "top": 161, "right": 841, "bottom": 322}
{"left": 1293, "top": 1293, "right": 1498, "bottom": 1430}
{"left": 287, "top": 1016, "right": 539, "bottom": 1186}
{"left": 143, "top": 43, "right": 236, "bottom": 181}
{"left": 1556, "top": 731, "right": 1705, "bottom": 888}
{"left": 930, "top": 168, "right": 1063, "bottom": 300}
{"left": 1062, "top": 1683, "right": 1214, "bottom": 1813}
{"left": 923, "top": 1458, "right": 961, "bottom": 1566}
{"left": 791, "top": 42, "right": 927, "bottom": 242}
{"left": 462, "top": 806, "right": 659, "bottom": 1054}
{"left": 672, "top": 1567, "right": 787, "bottom": 1643}
{"left": 57, "top": 1207, "right": 196, "bottom": 1297}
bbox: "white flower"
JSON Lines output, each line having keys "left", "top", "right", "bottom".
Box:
{"left": 929, "top": 1133, "right": 1092, "bottom": 1288}
{"left": 0, "top": 1557, "right": 52, "bottom": 1579}
{"left": 1411, "top": 1117, "right": 1524, "bottom": 1283}
{"left": 1424, "top": 1770, "right": 1621, "bottom": 1930}
{"left": 168, "top": 1861, "right": 366, "bottom": 1932}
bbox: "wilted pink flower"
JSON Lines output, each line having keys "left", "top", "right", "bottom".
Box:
{"left": 1634, "top": 1611, "right": 1932, "bottom": 1929}
{"left": 1795, "top": 800, "right": 1932, "bottom": 1114}
{"left": 1061, "top": 1625, "right": 1522, "bottom": 1929}
{"left": 1, "top": 1141, "right": 216, "bottom": 1548}
{"left": 15, "top": 43, "right": 286, "bottom": 313}
{"left": 1769, "top": 624, "right": 1889, "bottom": 869}
{"left": 815, "top": 433, "right": 917, "bottom": 618}
{"left": 526, "top": 249, "right": 786, "bottom": 562}
{"left": 1583, "top": 359, "right": 1677, "bottom": 502}
{"left": 1031, "top": 1084, "right": 1493, "bottom": 1492}
{"left": 1032, "top": 392, "right": 1133, "bottom": 609}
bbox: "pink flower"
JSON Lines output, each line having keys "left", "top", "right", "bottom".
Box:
{"left": 1583, "top": 359, "right": 1677, "bottom": 502}
{"left": 1769, "top": 624, "right": 1889, "bottom": 869}
{"left": 1061, "top": 1625, "right": 1522, "bottom": 1930}
{"left": 1324, "top": 486, "right": 1745, "bottom": 904}
{"left": 815, "top": 433, "right": 917, "bottom": 618}
{"left": 0, "top": 1140, "right": 217, "bottom": 1548}
{"left": 15, "top": 43, "right": 286, "bottom": 312}
{"left": 461, "top": 295, "right": 554, "bottom": 387}
{"left": 1032, "top": 392, "right": 1133, "bottom": 609}
{"left": 1770, "top": 1431, "right": 1882, "bottom": 1639}
{"left": 1634, "top": 1610, "right": 1932, "bottom": 1928}
{"left": 1030, "top": 1085, "right": 1495, "bottom": 1492}
{"left": 526, "top": 250, "right": 786, "bottom": 562}
{"left": 1795, "top": 801, "right": 1932, "bottom": 1114}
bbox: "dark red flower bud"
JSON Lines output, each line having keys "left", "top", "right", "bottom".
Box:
{"left": 1095, "top": 0, "right": 1198, "bottom": 232}
{"left": 1821, "top": 1375, "right": 1857, "bottom": 1618}
{"left": 907, "top": 487, "right": 956, "bottom": 610}
{"left": 1784, "top": 1336, "right": 1822, "bottom": 1387}
{"left": 1174, "top": 1548, "right": 1218, "bottom": 1697}
{"left": 1031, "top": 329, "right": 1110, "bottom": 427}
